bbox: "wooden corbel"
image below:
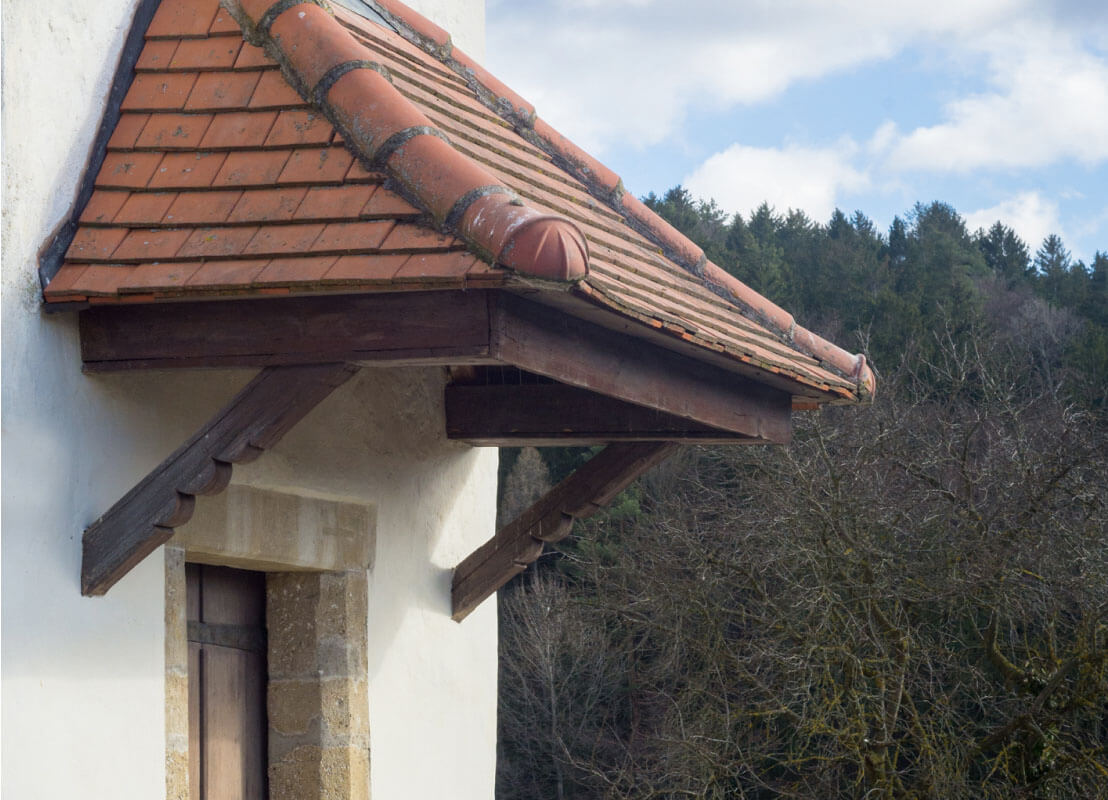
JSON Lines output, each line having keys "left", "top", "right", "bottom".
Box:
{"left": 81, "top": 363, "right": 358, "bottom": 596}
{"left": 451, "top": 441, "right": 679, "bottom": 621}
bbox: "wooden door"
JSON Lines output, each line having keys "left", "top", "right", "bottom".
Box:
{"left": 187, "top": 564, "right": 268, "bottom": 800}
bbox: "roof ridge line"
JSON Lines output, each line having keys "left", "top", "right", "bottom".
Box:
{"left": 222, "top": 0, "right": 589, "bottom": 282}
{"left": 359, "top": 0, "right": 873, "bottom": 397}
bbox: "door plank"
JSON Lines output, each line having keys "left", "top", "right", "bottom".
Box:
{"left": 187, "top": 565, "right": 268, "bottom": 800}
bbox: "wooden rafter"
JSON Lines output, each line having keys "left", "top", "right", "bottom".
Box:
{"left": 78, "top": 292, "right": 792, "bottom": 443}
{"left": 78, "top": 291, "right": 496, "bottom": 371}
{"left": 451, "top": 442, "right": 679, "bottom": 622}
{"left": 81, "top": 363, "right": 357, "bottom": 596}
{"left": 445, "top": 381, "right": 773, "bottom": 445}
{"left": 490, "top": 295, "right": 793, "bottom": 443}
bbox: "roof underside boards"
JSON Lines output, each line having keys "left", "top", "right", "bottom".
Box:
{"left": 43, "top": 0, "right": 873, "bottom": 404}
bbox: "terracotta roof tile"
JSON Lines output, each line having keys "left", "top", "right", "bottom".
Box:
{"left": 394, "top": 251, "right": 482, "bottom": 280}
{"left": 234, "top": 44, "right": 275, "bottom": 70}
{"left": 209, "top": 6, "right": 243, "bottom": 35}
{"left": 179, "top": 225, "right": 260, "bottom": 258}
{"left": 379, "top": 224, "right": 455, "bottom": 252}
{"left": 213, "top": 150, "right": 291, "bottom": 186}
{"left": 108, "top": 113, "right": 152, "bottom": 150}
{"left": 243, "top": 223, "right": 325, "bottom": 256}
{"left": 255, "top": 255, "right": 338, "bottom": 284}
{"left": 136, "top": 113, "right": 214, "bottom": 149}
{"left": 248, "top": 69, "right": 305, "bottom": 108}
{"left": 170, "top": 37, "right": 243, "bottom": 70}
{"left": 165, "top": 189, "right": 242, "bottom": 224}
{"left": 113, "top": 192, "right": 178, "bottom": 226}
{"left": 185, "top": 71, "right": 262, "bottom": 110}
{"left": 67, "top": 227, "right": 129, "bottom": 261}
{"left": 185, "top": 258, "right": 268, "bottom": 287}
{"left": 146, "top": 0, "right": 221, "bottom": 39}
{"left": 118, "top": 261, "right": 202, "bottom": 291}
{"left": 343, "top": 159, "right": 379, "bottom": 183}
{"left": 112, "top": 227, "right": 193, "bottom": 261}
{"left": 43, "top": 0, "right": 874, "bottom": 402}
{"left": 148, "top": 151, "right": 228, "bottom": 188}
{"left": 198, "top": 110, "right": 278, "bottom": 148}
{"left": 122, "top": 73, "right": 199, "bottom": 110}
{"left": 136, "top": 40, "right": 179, "bottom": 71}
{"left": 79, "top": 190, "right": 130, "bottom": 225}
{"left": 43, "top": 264, "right": 91, "bottom": 296}
{"left": 263, "top": 110, "right": 334, "bottom": 147}
{"left": 228, "top": 188, "right": 308, "bottom": 223}
{"left": 322, "top": 253, "right": 409, "bottom": 283}
{"left": 313, "top": 220, "right": 393, "bottom": 253}
{"left": 361, "top": 184, "right": 420, "bottom": 216}
{"left": 295, "top": 184, "right": 377, "bottom": 221}
{"left": 276, "top": 146, "right": 354, "bottom": 184}
{"left": 71, "top": 264, "right": 133, "bottom": 296}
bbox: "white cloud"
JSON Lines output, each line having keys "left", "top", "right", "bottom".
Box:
{"left": 886, "top": 27, "right": 1108, "bottom": 172}
{"left": 964, "top": 191, "right": 1064, "bottom": 251}
{"left": 485, "top": 0, "right": 1032, "bottom": 153}
{"left": 485, "top": 0, "right": 1108, "bottom": 254}
{"left": 683, "top": 142, "right": 868, "bottom": 222}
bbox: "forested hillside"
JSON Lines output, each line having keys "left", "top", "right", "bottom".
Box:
{"left": 495, "top": 189, "right": 1108, "bottom": 799}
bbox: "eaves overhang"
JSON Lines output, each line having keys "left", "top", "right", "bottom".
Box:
{"left": 55, "top": 0, "right": 878, "bottom": 612}
{"left": 41, "top": 0, "right": 875, "bottom": 405}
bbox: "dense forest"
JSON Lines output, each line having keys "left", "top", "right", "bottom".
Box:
{"left": 495, "top": 189, "right": 1108, "bottom": 799}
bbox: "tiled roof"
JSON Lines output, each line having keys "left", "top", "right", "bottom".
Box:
{"left": 43, "top": 0, "right": 875, "bottom": 403}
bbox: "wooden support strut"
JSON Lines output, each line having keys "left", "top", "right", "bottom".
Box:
{"left": 451, "top": 441, "right": 679, "bottom": 622}
{"left": 81, "top": 363, "right": 358, "bottom": 596}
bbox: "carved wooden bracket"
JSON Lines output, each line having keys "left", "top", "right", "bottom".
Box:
{"left": 451, "top": 442, "right": 679, "bottom": 621}
{"left": 81, "top": 363, "right": 358, "bottom": 596}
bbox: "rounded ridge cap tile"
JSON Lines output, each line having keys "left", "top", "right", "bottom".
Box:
{"left": 499, "top": 215, "right": 589, "bottom": 282}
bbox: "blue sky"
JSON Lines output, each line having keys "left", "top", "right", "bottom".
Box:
{"left": 484, "top": 0, "right": 1108, "bottom": 264}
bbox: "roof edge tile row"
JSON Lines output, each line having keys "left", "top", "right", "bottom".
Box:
{"left": 223, "top": 0, "right": 589, "bottom": 282}
{"left": 357, "top": 0, "right": 875, "bottom": 397}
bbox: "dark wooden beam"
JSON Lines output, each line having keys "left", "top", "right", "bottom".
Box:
{"left": 451, "top": 442, "right": 678, "bottom": 622}
{"left": 81, "top": 363, "right": 357, "bottom": 596}
{"left": 445, "top": 382, "right": 765, "bottom": 445}
{"left": 78, "top": 291, "right": 494, "bottom": 370}
{"left": 490, "top": 294, "right": 792, "bottom": 443}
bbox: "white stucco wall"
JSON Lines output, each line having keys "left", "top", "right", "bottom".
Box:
{"left": 405, "top": 0, "right": 485, "bottom": 58}
{"left": 231, "top": 367, "right": 499, "bottom": 798}
{"left": 2, "top": 0, "right": 494, "bottom": 798}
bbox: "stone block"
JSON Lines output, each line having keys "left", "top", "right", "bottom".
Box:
{"left": 270, "top": 744, "right": 324, "bottom": 800}
{"left": 268, "top": 572, "right": 321, "bottom": 678}
{"left": 319, "top": 677, "right": 369, "bottom": 742}
{"left": 165, "top": 672, "right": 190, "bottom": 739}
{"left": 165, "top": 748, "right": 190, "bottom": 800}
{"left": 176, "top": 485, "right": 374, "bottom": 571}
{"left": 269, "top": 678, "right": 322, "bottom": 738}
{"left": 164, "top": 546, "right": 189, "bottom": 670}
{"left": 320, "top": 745, "right": 369, "bottom": 800}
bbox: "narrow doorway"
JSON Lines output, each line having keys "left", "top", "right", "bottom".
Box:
{"left": 186, "top": 564, "right": 268, "bottom": 800}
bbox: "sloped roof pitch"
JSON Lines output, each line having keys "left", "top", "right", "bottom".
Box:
{"left": 43, "top": 0, "right": 875, "bottom": 404}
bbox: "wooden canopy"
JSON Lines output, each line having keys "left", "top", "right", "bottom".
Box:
{"left": 48, "top": 0, "right": 875, "bottom": 617}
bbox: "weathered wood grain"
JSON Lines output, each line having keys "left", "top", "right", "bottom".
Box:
{"left": 489, "top": 294, "right": 793, "bottom": 443}
{"left": 81, "top": 363, "right": 358, "bottom": 596}
{"left": 452, "top": 442, "right": 678, "bottom": 622}
{"left": 445, "top": 382, "right": 765, "bottom": 445}
{"left": 79, "top": 291, "right": 493, "bottom": 370}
